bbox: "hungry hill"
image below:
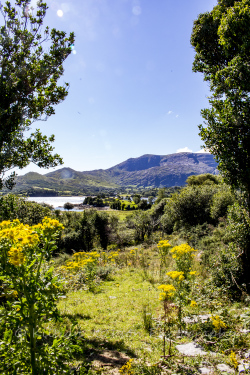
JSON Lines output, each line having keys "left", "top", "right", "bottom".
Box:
{"left": 6, "top": 152, "right": 218, "bottom": 196}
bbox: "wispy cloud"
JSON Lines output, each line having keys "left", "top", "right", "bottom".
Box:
{"left": 176, "top": 147, "right": 192, "bottom": 153}
{"left": 195, "top": 148, "right": 210, "bottom": 153}
{"left": 168, "top": 111, "right": 173, "bottom": 115}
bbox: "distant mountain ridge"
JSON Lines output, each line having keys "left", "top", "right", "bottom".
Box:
{"left": 8, "top": 152, "right": 218, "bottom": 196}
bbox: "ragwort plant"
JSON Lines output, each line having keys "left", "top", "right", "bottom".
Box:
{"left": 164, "top": 244, "right": 197, "bottom": 332}
{"left": 157, "top": 240, "right": 171, "bottom": 275}
{"left": 0, "top": 217, "right": 79, "bottom": 374}
{"left": 60, "top": 249, "right": 119, "bottom": 292}
{"left": 158, "top": 284, "right": 176, "bottom": 357}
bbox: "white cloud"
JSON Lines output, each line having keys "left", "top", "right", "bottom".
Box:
{"left": 195, "top": 148, "right": 210, "bottom": 153}
{"left": 176, "top": 114, "right": 179, "bottom": 118}
{"left": 176, "top": 147, "right": 193, "bottom": 153}
{"left": 168, "top": 111, "right": 173, "bottom": 115}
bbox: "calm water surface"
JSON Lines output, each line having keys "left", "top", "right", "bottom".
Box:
{"left": 27, "top": 196, "right": 86, "bottom": 210}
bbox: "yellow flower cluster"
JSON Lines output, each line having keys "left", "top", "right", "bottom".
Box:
{"left": 106, "top": 250, "right": 119, "bottom": 262}
{"left": 211, "top": 315, "right": 227, "bottom": 331}
{"left": 158, "top": 284, "right": 176, "bottom": 301}
{"left": 119, "top": 359, "right": 133, "bottom": 374}
{"left": 61, "top": 249, "right": 121, "bottom": 273}
{"left": 229, "top": 351, "right": 238, "bottom": 369}
{"left": 62, "top": 251, "right": 99, "bottom": 270}
{"left": 157, "top": 240, "right": 171, "bottom": 249}
{"left": 190, "top": 300, "right": 197, "bottom": 307}
{"left": 170, "top": 244, "right": 197, "bottom": 259}
{"left": 0, "top": 217, "right": 63, "bottom": 267}
{"left": 8, "top": 246, "right": 26, "bottom": 266}
{"left": 167, "top": 271, "right": 185, "bottom": 281}
{"left": 34, "top": 217, "right": 64, "bottom": 233}
{"left": 0, "top": 220, "right": 39, "bottom": 245}
{"left": 189, "top": 271, "right": 197, "bottom": 276}
{"left": 129, "top": 248, "right": 138, "bottom": 254}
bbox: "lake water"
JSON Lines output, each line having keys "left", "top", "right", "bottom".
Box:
{"left": 27, "top": 196, "right": 86, "bottom": 210}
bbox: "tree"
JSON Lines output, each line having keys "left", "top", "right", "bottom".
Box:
{"left": 155, "top": 188, "right": 167, "bottom": 204}
{"left": 0, "top": 0, "right": 75, "bottom": 189}
{"left": 191, "top": 0, "right": 250, "bottom": 203}
{"left": 186, "top": 174, "right": 221, "bottom": 186}
{"left": 161, "top": 185, "right": 218, "bottom": 232}
{"left": 64, "top": 202, "right": 74, "bottom": 211}
{"left": 191, "top": 0, "right": 250, "bottom": 290}
{"left": 132, "top": 194, "right": 141, "bottom": 205}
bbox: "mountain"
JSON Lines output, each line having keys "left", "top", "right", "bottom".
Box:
{"left": 81, "top": 152, "right": 218, "bottom": 188}
{"left": 6, "top": 152, "right": 218, "bottom": 196}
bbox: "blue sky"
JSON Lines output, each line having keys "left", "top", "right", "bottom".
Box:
{"left": 16, "top": 0, "right": 217, "bottom": 174}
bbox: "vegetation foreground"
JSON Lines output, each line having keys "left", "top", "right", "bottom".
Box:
{"left": 1, "top": 178, "right": 250, "bottom": 374}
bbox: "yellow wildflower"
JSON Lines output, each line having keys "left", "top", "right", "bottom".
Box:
{"left": 157, "top": 240, "right": 171, "bottom": 248}
{"left": 229, "top": 351, "right": 238, "bottom": 369}
{"left": 189, "top": 271, "right": 197, "bottom": 276}
{"left": 119, "top": 358, "right": 133, "bottom": 374}
{"left": 158, "top": 284, "right": 176, "bottom": 301}
{"left": 190, "top": 300, "right": 197, "bottom": 307}
{"left": 211, "top": 315, "right": 227, "bottom": 331}
{"left": 8, "top": 246, "right": 26, "bottom": 266}
{"left": 167, "top": 271, "right": 185, "bottom": 281}
{"left": 170, "top": 244, "right": 197, "bottom": 259}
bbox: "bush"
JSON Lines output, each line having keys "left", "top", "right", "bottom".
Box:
{"left": 0, "top": 194, "right": 52, "bottom": 225}
{"left": 161, "top": 185, "right": 218, "bottom": 232}
{"left": 210, "top": 186, "right": 235, "bottom": 220}
{"left": 64, "top": 202, "right": 74, "bottom": 210}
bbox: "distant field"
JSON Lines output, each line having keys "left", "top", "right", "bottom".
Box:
{"left": 105, "top": 210, "right": 132, "bottom": 221}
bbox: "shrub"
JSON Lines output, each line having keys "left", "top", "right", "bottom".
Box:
{"left": 0, "top": 194, "right": 52, "bottom": 225}
{"left": 161, "top": 185, "right": 219, "bottom": 232}
{"left": 64, "top": 202, "right": 74, "bottom": 210}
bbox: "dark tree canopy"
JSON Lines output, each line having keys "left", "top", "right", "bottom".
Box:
{"left": 191, "top": 0, "right": 250, "bottom": 201}
{"left": 0, "top": 0, "right": 75, "bottom": 189}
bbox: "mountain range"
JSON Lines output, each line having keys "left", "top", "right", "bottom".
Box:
{"left": 6, "top": 152, "right": 218, "bottom": 196}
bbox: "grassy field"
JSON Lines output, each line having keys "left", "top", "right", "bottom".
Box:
{"left": 105, "top": 210, "right": 132, "bottom": 221}
{"left": 49, "top": 243, "right": 250, "bottom": 374}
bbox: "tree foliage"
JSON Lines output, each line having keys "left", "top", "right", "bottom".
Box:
{"left": 160, "top": 183, "right": 235, "bottom": 232}
{"left": 63, "top": 202, "right": 74, "bottom": 211}
{"left": 0, "top": 0, "right": 75, "bottom": 189}
{"left": 186, "top": 173, "right": 221, "bottom": 186}
{"left": 0, "top": 193, "right": 52, "bottom": 224}
{"left": 191, "top": 0, "right": 250, "bottom": 200}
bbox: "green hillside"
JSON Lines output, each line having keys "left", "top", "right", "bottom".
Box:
{"left": 4, "top": 152, "right": 218, "bottom": 196}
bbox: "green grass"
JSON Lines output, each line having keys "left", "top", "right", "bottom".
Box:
{"left": 58, "top": 269, "right": 163, "bottom": 362}
{"left": 106, "top": 210, "right": 132, "bottom": 221}
{"left": 49, "top": 245, "right": 250, "bottom": 374}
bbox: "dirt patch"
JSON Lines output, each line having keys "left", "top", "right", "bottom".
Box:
{"left": 90, "top": 350, "right": 130, "bottom": 374}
